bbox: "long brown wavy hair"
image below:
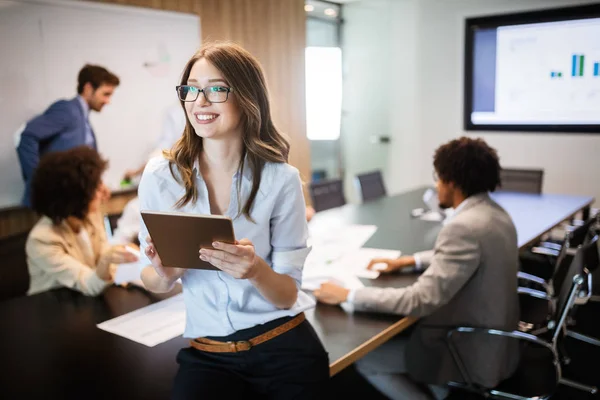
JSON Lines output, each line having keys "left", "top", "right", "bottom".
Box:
{"left": 166, "top": 42, "right": 290, "bottom": 220}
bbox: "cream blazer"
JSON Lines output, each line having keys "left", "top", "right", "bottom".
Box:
{"left": 26, "top": 213, "right": 112, "bottom": 296}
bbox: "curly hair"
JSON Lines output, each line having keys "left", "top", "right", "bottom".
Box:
{"left": 31, "top": 147, "right": 108, "bottom": 224}
{"left": 433, "top": 137, "right": 501, "bottom": 197}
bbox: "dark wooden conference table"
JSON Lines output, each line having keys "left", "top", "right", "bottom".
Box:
{"left": 0, "top": 187, "right": 593, "bottom": 399}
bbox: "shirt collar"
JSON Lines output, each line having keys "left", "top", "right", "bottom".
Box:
{"left": 443, "top": 192, "right": 490, "bottom": 225}
{"left": 77, "top": 95, "right": 90, "bottom": 117}
{"left": 443, "top": 198, "right": 469, "bottom": 226}
{"left": 453, "top": 198, "right": 469, "bottom": 214}
{"left": 192, "top": 154, "right": 252, "bottom": 182}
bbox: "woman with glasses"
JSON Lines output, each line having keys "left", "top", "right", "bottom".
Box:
{"left": 138, "top": 42, "right": 329, "bottom": 399}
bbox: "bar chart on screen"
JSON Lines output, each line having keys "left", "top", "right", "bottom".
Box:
{"left": 491, "top": 17, "right": 600, "bottom": 124}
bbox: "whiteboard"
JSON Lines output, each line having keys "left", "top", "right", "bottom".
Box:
{"left": 0, "top": 0, "right": 200, "bottom": 207}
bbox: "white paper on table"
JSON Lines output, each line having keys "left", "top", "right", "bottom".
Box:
{"left": 114, "top": 261, "right": 145, "bottom": 287}
{"left": 113, "top": 246, "right": 145, "bottom": 287}
{"left": 97, "top": 294, "right": 186, "bottom": 347}
{"left": 303, "top": 245, "right": 346, "bottom": 273}
{"left": 332, "top": 248, "right": 402, "bottom": 279}
{"left": 301, "top": 270, "right": 365, "bottom": 291}
{"left": 419, "top": 210, "right": 444, "bottom": 222}
{"left": 308, "top": 224, "right": 377, "bottom": 250}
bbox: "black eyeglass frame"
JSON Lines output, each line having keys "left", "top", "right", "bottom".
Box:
{"left": 175, "top": 85, "right": 234, "bottom": 103}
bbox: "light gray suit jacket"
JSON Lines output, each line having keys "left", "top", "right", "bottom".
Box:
{"left": 353, "top": 193, "right": 520, "bottom": 387}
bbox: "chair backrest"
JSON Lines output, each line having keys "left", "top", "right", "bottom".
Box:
{"left": 551, "top": 220, "right": 598, "bottom": 294}
{"left": 566, "top": 217, "right": 597, "bottom": 249}
{"left": 582, "top": 236, "right": 599, "bottom": 274}
{"left": 311, "top": 169, "right": 327, "bottom": 183}
{"left": 553, "top": 236, "right": 599, "bottom": 343}
{"left": 309, "top": 179, "right": 346, "bottom": 212}
{"left": 0, "top": 231, "right": 30, "bottom": 301}
{"left": 355, "top": 170, "right": 387, "bottom": 202}
{"left": 498, "top": 168, "right": 544, "bottom": 194}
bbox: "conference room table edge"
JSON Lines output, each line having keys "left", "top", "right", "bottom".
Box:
{"left": 517, "top": 197, "right": 594, "bottom": 249}
{"left": 328, "top": 315, "right": 418, "bottom": 376}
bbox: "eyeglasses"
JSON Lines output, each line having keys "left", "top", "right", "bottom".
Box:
{"left": 176, "top": 85, "right": 234, "bottom": 103}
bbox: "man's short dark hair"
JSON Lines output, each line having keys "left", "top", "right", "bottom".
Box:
{"left": 77, "top": 64, "right": 120, "bottom": 94}
{"left": 433, "top": 137, "right": 501, "bottom": 197}
{"left": 31, "top": 147, "right": 108, "bottom": 224}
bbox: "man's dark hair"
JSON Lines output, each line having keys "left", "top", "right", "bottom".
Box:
{"left": 77, "top": 64, "right": 120, "bottom": 94}
{"left": 433, "top": 137, "right": 501, "bottom": 197}
{"left": 31, "top": 147, "right": 108, "bottom": 224}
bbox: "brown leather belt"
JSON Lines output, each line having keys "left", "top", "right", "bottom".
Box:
{"left": 190, "top": 313, "right": 306, "bottom": 353}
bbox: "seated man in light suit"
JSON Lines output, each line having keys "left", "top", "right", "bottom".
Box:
{"left": 315, "top": 137, "right": 520, "bottom": 399}
{"left": 16, "top": 64, "right": 119, "bottom": 207}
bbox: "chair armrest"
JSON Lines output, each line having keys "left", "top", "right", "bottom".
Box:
{"left": 448, "top": 327, "right": 555, "bottom": 351}
{"left": 538, "top": 242, "right": 563, "bottom": 252}
{"left": 517, "top": 271, "right": 551, "bottom": 294}
{"left": 446, "top": 326, "right": 558, "bottom": 387}
{"left": 517, "top": 287, "right": 553, "bottom": 301}
{"left": 531, "top": 246, "right": 560, "bottom": 257}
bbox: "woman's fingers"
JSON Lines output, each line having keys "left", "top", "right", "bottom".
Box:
{"left": 212, "top": 241, "right": 244, "bottom": 256}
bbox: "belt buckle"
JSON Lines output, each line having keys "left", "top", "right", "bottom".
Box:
{"left": 231, "top": 340, "right": 252, "bottom": 352}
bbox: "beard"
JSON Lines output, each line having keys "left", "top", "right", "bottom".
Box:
{"left": 438, "top": 202, "right": 451, "bottom": 210}
{"left": 90, "top": 103, "right": 103, "bottom": 112}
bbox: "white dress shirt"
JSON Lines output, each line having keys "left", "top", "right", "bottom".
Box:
{"left": 76, "top": 96, "right": 95, "bottom": 147}
{"left": 138, "top": 156, "right": 315, "bottom": 338}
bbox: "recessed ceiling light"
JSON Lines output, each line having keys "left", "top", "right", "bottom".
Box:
{"left": 304, "top": 4, "right": 314, "bottom": 12}
{"left": 324, "top": 8, "right": 337, "bottom": 17}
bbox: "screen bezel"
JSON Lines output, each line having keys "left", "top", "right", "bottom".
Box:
{"left": 464, "top": 3, "right": 600, "bottom": 134}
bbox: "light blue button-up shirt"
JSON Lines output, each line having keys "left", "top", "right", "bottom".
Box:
{"left": 77, "top": 96, "right": 95, "bottom": 147}
{"left": 138, "top": 156, "right": 315, "bottom": 338}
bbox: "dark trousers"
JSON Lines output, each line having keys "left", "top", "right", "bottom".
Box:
{"left": 172, "top": 316, "right": 330, "bottom": 400}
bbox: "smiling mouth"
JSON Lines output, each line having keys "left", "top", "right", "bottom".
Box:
{"left": 195, "top": 113, "right": 219, "bottom": 123}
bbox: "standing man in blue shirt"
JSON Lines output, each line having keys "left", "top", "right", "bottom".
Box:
{"left": 16, "top": 64, "right": 120, "bottom": 206}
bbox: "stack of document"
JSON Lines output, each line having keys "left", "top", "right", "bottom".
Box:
{"left": 301, "top": 223, "right": 401, "bottom": 291}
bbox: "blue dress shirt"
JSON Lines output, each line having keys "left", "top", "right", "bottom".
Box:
{"left": 138, "top": 156, "right": 315, "bottom": 338}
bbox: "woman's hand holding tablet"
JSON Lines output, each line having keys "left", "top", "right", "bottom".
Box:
{"left": 145, "top": 235, "right": 185, "bottom": 280}
{"left": 199, "top": 238, "right": 261, "bottom": 279}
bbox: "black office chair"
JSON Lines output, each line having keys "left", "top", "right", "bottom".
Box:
{"left": 0, "top": 231, "right": 30, "bottom": 301}
{"left": 519, "top": 216, "right": 597, "bottom": 290}
{"left": 355, "top": 170, "right": 387, "bottom": 202}
{"left": 311, "top": 169, "right": 327, "bottom": 183}
{"left": 517, "top": 218, "right": 598, "bottom": 335}
{"left": 498, "top": 168, "right": 544, "bottom": 194}
{"left": 309, "top": 179, "right": 346, "bottom": 212}
{"left": 563, "top": 236, "right": 600, "bottom": 349}
{"left": 446, "top": 237, "right": 600, "bottom": 398}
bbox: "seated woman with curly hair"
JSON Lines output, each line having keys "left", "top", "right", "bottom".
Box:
{"left": 26, "top": 146, "right": 138, "bottom": 296}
